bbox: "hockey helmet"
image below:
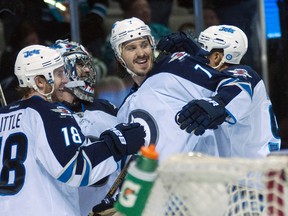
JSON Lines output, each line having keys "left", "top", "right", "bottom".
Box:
{"left": 14, "top": 45, "right": 63, "bottom": 88}
{"left": 198, "top": 25, "right": 248, "bottom": 64}
{"left": 110, "top": 17, "right": 155, "bottom": 61}
{"left": 51, "top": 39, "right": 97, "bottom": 102}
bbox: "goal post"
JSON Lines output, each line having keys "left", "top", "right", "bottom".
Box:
{"left": 142, "top": 152, "right": 288, "bottom": 216}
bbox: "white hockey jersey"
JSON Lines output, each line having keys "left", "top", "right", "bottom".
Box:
{"left": 212, "top": 64, "right": 281, "bottom": 158}
{"left": 0, "top": 96, "right": 118, "bottom": 216}
{"left": 57, "top": 99, "right": 121, "bottom": 216}
{"left": 117, "top": 52, "right": 280, "bottom": 162}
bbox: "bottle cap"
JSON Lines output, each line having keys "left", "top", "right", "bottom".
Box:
{"left": 140, "top": 144, "right": 158, "bottom": 160}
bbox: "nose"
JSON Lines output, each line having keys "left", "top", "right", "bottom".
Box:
{"left": 136, "top": 47, "right": 146, "bottom": 56}
{"left": 82, "top": 66, "right": 91, "bottom": 74}
{"left": 77, "top": 65, "right": 91, "bottom": 78}
{"left": 62, "top": 74, "right": 70, "bottom": 84}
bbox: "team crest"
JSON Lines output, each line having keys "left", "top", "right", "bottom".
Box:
{"left": 128, "top": 109, "right": 159, "bottom": 146}
{"left": 168, "top": 52, "right": 189, "bottom": 63}
{"left": 227, "top": 68, "right": 252, "bottom": 78}
{"left": 51, "top": 106, "right": 73, "bottom": 117}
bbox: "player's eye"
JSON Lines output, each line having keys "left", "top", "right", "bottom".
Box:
{"left": 141, "top": 41, "right": 150, "bottom": 49}
{"left": 125, "top": 45, "right": 136, "bottom": 51}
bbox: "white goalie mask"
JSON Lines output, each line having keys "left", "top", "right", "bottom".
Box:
{"left": 110, "top": 17, "right": 155, "bottom": 74}
{"left": 51, "top": 39, "right": 97, "bottom": 102}
{"left": 198, "top": 25, "right": 248, "bottom": 64}
{"left": 14, "top": 45, "right": 63, "bottom": 89}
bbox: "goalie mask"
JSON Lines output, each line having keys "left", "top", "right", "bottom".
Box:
{"left": 198, "top": 25, "right": 248, "bottom": 64}
{"left": 110, "top": 17, "right": 155, "bottom": 76}
{"left": 51, "top": 39, "right": 97, "bottom": 102}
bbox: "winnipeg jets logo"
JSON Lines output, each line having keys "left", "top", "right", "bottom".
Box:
{"left": 23, "top": 49, "right": 40, "bottom": 58}
{"left": 227, "top": 68, "right": 252, "bottom": 78}
{"left": 168, "top": 52, "right": 189, "bottom": 63}
{"left": 51, "top": 106, "right": 73, "bottom": 117}
{"left": 219, "top": 26, "right": 235, "bottom": 33}
{"left": 128, "top": 109, "right": 159, "bottom": 146}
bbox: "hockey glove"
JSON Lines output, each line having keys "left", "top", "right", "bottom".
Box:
{"left": 175, "top": 96, "right": 227, "bottom": 135}
{"left": 100, "top": 123, "right": 145, "bottom": 161}
{"left": 156, "top": 31, "right": 210, "bottom": 60}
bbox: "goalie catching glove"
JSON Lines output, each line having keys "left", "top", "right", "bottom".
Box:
{"left": 100, "top": 123, "right": 145, "bottom": 161}
{"left": 156, "top": 31, "right": 210, "bottom": 63}
{"left": 175, "top": 96, "right": 227, "bottom": 135}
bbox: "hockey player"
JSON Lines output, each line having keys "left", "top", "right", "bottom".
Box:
{"left": 109, "top": 17, "right": 227, "bottom": 161}
{"left": 111, "top": 18, "right": 280, "bottom": 161}
{"left": 160, "top": 25, "right": 281, "bottom": 157}
{"left": 51, "top": 39, "right": 121, "bottom": 216}
{"left": 0, "top": 44, "right": 145, "bottom": 216}
{"left": 51, "top": 39, "right": 118, "bottom": 139}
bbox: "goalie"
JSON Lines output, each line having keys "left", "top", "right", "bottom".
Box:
{"left": 51, "top": 39, "right": 138, "bottom": 216}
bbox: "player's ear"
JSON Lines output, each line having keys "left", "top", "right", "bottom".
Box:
{"left": 210, "top": 51, "right": 223, "bottom": 66}
{"left": 34, "top": 75, "right": 47, "bottom": 90}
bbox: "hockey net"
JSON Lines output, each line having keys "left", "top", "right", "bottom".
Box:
{"left": 142, "top": 152, "right": 288, "bottom": 216}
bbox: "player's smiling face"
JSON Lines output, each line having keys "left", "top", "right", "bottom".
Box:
{"left": 121, "top": 38, "right": 154, "bottom": 77}
{"left": 51, "top": 66, "right": 69, "bottom": 102}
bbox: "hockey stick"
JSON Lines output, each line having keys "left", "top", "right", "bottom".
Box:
{"left": 91, "top": 154, "right": 137, "bottom": 215}
{"left": 0, "top": 84, "right": 7, "bottom": 107}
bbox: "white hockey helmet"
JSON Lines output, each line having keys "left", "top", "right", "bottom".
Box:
{"left": 14, "top": 45, "right": 63, "bottom": 88}
{"left": 110, "top": 17, "right": 155, "bottom": 61}
{"left": 198, "top": 25, "right": 248, "bottom": 64}
{"left": 51, "top": 39, "right": 97, "bottom": 102}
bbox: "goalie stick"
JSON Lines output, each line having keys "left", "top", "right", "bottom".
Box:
{"left": 91, "top": 154, "right": 137, "bottom": 215}
{"left": 0, "top": 84, "right": 7, "bottom": 107}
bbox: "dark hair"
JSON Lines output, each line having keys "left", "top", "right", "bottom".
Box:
{"left": 16, "top": 86, "right": 32, "bottom": 98}
{"left": 16, "top": 75, "right": 46, "bottom": 98}
{"left": 210, "top": 48, "right": 224, "bottom": 54}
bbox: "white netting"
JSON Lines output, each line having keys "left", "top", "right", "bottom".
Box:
{"left": 142, "top": 153, "right": 288, "bottom": 216}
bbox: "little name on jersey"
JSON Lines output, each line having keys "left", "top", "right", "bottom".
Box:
{"left": 0, "top": 112, "right": 22, "bottom": 132}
